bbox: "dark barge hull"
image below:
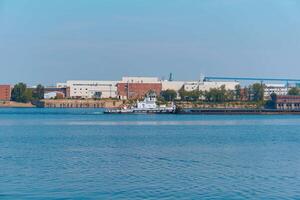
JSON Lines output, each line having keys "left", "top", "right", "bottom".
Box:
{"left": 177, "top": 108, "right": 300, "bottom": 115}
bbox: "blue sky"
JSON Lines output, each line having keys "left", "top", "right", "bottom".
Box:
{"left": 1, "top": 0, "right": 300, "bottom": 85}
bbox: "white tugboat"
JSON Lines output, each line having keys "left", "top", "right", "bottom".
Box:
{"left": 104, "top": 92, "right": 176, "bottom": 114}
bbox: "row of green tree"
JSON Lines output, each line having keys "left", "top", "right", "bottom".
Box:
{"left": 160, "top": 83, "right": 293, "bottom": 103}
{"left": 288, "top": 87, "right": 300, "bottom": 95}
{"left": 11, "top": 83, "right": 44, "bottom": 103}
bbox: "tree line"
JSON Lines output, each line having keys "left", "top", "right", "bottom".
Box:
{"left": 160, "top": 83, "right": 267, "bottom": 103}
{"left": 11, "top": 83, "right": 44, "bottom": 103}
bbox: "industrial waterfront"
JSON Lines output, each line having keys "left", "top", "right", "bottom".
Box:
{"left": 2, "top": 75, "right": 300, "bottom": 113}
{"left": 3, "top": 0, "right": 300, "bottom": 199}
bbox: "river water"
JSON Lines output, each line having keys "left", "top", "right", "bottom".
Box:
{"left": 1, "top": 108, "right": 300, "bottom": 199}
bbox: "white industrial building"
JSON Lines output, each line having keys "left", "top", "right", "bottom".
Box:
{"left": 160, "top": 78, "right": 239, "bottom": 100}
{"left": 56, "top": 83, "right": 67, "bottom": 88}
{"left": 264, "top": 84, "right": 289, "bottom": 99}
{"left": 161, "top": 81, "right": 185, "bottom": 99}
{"left": 120, "top": 77, "right": 185, "bottom": 90}
{"left": 59, "top": 75, "right": 240, "bottom": 99}
{"left": 66, "top": 80, "right": 118, "bottom": 99}
{"left": 184, "top": 80, "right": 239, "bottom": 92}
{"left": 44, "top": 91, "right": 65, "bottom": 99}
{"left": 161, "top": 81, "right": 185, "bottom": 91}
{"left": 161, "top": 77, "right": 239, "bottom": 92}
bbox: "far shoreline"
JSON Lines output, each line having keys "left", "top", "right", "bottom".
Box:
{"left": 1, "top": 104, "right": 300, "bottom": 115}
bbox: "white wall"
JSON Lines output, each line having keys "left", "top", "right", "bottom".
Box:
{"left": 184, "top": 81, "right": 239, "bottom": 92}
{"left": 264, "top": 84, "right": 289, "bottom": 98}
{"left": 160, "top": 81, "right": 185, "bottom": 99}
{"left": 161, "top": 81, "right": 185, "bottom": 91}
{"left": 67, "top": 80, "right": 117, "bottom": 99}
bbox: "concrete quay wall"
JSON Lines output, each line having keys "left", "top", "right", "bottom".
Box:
{"left": 0, "top": 101, "right": 35, "bottom": 108}
{"left": 41, "top": 99, "right": 125, "bottom": 108}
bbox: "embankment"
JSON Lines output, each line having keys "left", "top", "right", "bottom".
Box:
{"left": 0, "top": 101, "right": 35, "bottom": 108}
{"left": 39, "top": 99, "right": 125, "bottom": 108}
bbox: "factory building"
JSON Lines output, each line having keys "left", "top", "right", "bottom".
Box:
{"left": 161, "top": 81, "right": 185, "bottom": 91}
{"left": 161, "top": 81, "right": 185, "bottom": 99}
{"left": 66, "top": 80, "right": 118, "bottom": 99}
{"left": 117, "top": 77, "right": 162, "bottom": 99}
{"left": 59, "top": 76, "right": 241, "bottom": 100}
{"left": 0, "top": 85, "right": 11, "bottom": 101}
{"left": 117, "top": 76, "right": 240, "bottom": 100}
{"left": 264, "top": 84, "right": 289, "bottom": 99}
{"left": 183, "top": 80, "right": 239, "bottom": 92}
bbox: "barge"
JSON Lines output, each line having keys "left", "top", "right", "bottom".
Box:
{"left": 177, "top": 108, "right": 300, "bottom": 115}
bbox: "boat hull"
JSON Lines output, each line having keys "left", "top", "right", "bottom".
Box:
{"left": 104, "top": 108, "right": 176, "bottom": 114}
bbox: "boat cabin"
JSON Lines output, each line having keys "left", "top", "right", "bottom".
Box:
{"left": 137, "top": 92, "right": 158, "bottom": 109}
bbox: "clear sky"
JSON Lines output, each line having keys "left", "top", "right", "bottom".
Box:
{"left": 1, "top": 0, "right": 300, "bottom": 85}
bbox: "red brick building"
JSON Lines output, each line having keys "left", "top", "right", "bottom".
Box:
{"left": 0, "top": 85, "right": 11, "bottom": 101}
{"left": 117, "top": 83, "right": 162, "bottom": 99}
{"left": 276, "top": 95, "right": 300, "bottom": 110}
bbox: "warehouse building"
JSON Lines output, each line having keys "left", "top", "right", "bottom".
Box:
{"left": 264, "top": 84, "right": 289, "bottom": 100}
{"left": 161, "top": 81, "right": 185, "bottom": 91}
{"left": 66, "top": 80, "right": 118, "bottom": 99}
{"left": 60, "top": 75, "right": 242, "bottom": 100}
{"left": 183, "top": 80, "right": 239, "bottom": 92}
{"left": 161, "top": 81, "right": 185, "bottom": 99}
{"left": 117, "top": 77, "right": 162, "bottom": 99}
{"left": 0, "top": 85, "right": 11, "bottom": 101}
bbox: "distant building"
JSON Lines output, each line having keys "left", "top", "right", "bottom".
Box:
{"left": 44, "top": 91, "right": 65, "bottom": 99}
{"left": 276, "top": 95, "right": 300, "bottom": 110}
{"left": 59, "top": 75, "right": 241, "bottom": 100}
{"left": 66, "top": 80, "right": 117, "bottom": 99}
{"left": 117, "top": 77, "right": 239, "bottom": 100}
{"left": 161, "top": 81, "right": 185, "bottom": 91}
{"left": 117, "top": 77, "right": 162, "bottom": 99}
{"left": 44, "top": 87, "right": 67, "bottom": 98}
{"left": 264, "top": 84, "right": 289, "bottom": 100}
{"left": 0, "top": 85, "right": 11, "bottom": 101}
{"left": 161, "top": 81, "right": 185, "bottom": 99}
{"left": 184, "top": 80, "right": 239, "bottom": 92}
{"left": 56, "top": 83, "right": 68, "bottom": 88}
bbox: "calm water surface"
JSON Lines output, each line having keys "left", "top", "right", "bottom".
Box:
{"left": 1, "top": 108, "right": 300, "bottom": 199}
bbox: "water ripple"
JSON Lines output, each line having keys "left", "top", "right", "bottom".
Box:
{"left": 1, "top": 109, "right": 300, "bottom": 199}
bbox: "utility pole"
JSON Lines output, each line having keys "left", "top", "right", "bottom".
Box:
{"left": 127, "top": 81, "right": 130, "bottom": 100}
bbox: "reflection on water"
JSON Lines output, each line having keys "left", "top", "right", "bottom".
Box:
{"left": 1, "top": 108, "right": 300, "bottom": 199}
